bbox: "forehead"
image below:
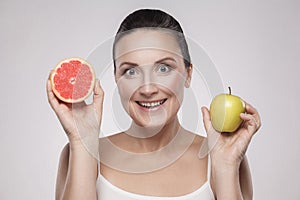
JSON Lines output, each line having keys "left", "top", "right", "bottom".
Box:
{"left": 114, "top": 29, "right": 183, "bottom": 64}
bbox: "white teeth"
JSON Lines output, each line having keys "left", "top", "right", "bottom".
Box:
{"left": 139, "top": 100, "right": 165, "bottom": 108}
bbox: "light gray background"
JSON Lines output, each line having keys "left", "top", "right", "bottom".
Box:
{"left": 1, "top": 0, "right": 299, "bottom": 199}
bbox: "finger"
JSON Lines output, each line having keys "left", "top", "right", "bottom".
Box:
{"left": 93, "top": 79, "right": 104, "bottom": 120}
{"left": 46, "top": 79, "right": 60, "bottom": 110}
{"left": 240, "top": 113, "right": 260, "bottom": 136}
{"left": 244, "top": 102, "right": 257, "bottom": 115}
{"left": 48, "top": 69, "right": 54, "bottom": 80}
{"left": 243, "top": 102, "right": 261, "bottom": 128}
{"left": 199, "top": 106, "right": 211, "bottom": 159}
{"left": 199, "top": 106, "right": 220, "bottom": 158}
{"left": 201, "top": 106, "right": 211, "bottom": 133}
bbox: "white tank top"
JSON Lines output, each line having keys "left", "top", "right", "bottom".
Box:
{"left": 96, "top": 156, "right": 215, "bottom": 200}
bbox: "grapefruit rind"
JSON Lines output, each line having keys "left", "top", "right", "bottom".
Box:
{"left": 50, "top": 57, "right": 96, "bottom": 103}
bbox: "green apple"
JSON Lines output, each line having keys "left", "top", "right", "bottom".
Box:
{"left": 210, "top": 87, "right": 245, "bottom": 132}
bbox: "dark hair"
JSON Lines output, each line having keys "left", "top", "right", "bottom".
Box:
{"left": 113, "top": 9, "right": 191, "bottom": 73}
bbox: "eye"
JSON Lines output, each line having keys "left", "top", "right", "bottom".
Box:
{"left": 157, "top": 64, "right": 171, "bottom": 73}
{"left": 125, "top": 68, "right": 137, "bottom": 76}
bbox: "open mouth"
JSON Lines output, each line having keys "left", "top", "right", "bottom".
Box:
{"left": 136, "top": 99, "right": 167, "bottom": 109}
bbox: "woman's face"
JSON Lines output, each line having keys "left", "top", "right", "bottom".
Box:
{"left": 114, "top": 29, "right": 192, "bottom": 128}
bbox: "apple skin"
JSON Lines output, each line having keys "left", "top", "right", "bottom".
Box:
{"left": 210, "top": 92, "right": 245, "bottom": 133}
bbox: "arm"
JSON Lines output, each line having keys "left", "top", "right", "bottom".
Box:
{"left": 239, "top": 156, "right": 253, "bottom": 200}
{"left": 202, "top": 102, "right": 261, "bottom": 200}
{"left": 47, "top": 79, "right": 104, "bottom": 200}
{"left": 211, "top": 162, "right": 243, "bottom": 200}
{"left": 210, "top": 156, "right": 252, "bottom": 200}
{"left": 55, "top": 144, "right": 69, "bottom": 199}
{"left": 56, "top": 142, "right": 98, "bottom": 200}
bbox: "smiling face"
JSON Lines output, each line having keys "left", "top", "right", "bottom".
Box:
{"left": 114, "top": 29, "right": 192, "bottom": 128}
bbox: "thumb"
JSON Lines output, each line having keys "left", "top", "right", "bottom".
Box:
{"left": 201, "top": 106, "right": 211, "bottom": 133}
{"left": 199, "top": 106, "right": 220, "bottom": 159}
{"left": 199, "top": 106, "right": 213, "bottom": 159}
{"left": 93, "top": 79, "right": 104, "bottom": 121}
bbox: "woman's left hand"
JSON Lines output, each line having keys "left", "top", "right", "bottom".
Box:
{"left": 201, "top": 101, "right": 261, "bottom": 168}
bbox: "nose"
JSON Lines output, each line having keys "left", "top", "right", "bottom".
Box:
{"left": 138, "top": 83, "right": 159, "bottom": 97}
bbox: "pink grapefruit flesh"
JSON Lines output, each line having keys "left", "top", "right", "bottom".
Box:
{"left": 50, "top": 57, "right": 96, "bottom": 103}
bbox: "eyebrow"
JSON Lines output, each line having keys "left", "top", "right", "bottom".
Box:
{"left": 155, "top": 57, "right": 177, "bottom": 64}
{"left": 118, "top": 62, "right": 138, "bottom": 69}
{"left": 118, "top": 57, "right": 177, "bottom": 68}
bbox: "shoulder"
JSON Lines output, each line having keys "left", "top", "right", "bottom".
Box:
{"left": 176, "top": 129, "right": 209, "bottom": 174}
{"left": 182, "top": 129, "right": 206, "bottom": 152}
{"left": 98, "top": 132, "right": 125, "bottom": 144}
{"left": 99, "top": 130, "right": 206, "bottom": 153}
{"left": 99, "top": 132, "right": 139, "bottom": 152}
{"left": 99, "top": 132, "right": 125, "bottom": 142}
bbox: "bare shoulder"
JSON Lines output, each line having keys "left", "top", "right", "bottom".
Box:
{"left": 99, "top": 132, "right": 140, "bottom": 152}
{"left": 98, "top": 131, "right": 210, "bottom": 196}
{"left": 99, "top": 130, "right": 206, "bottom": 155}
{"left": 99, "top": 132, "right": 124, "bottom": 142}
{"left": 182, "top": 129, "right": 206, "bottom": 152}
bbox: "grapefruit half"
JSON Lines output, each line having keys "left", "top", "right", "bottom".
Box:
{"left": 50, "top": 57, "right": 96, "bottom": 103}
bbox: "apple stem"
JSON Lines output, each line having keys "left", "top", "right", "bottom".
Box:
{"left": 228, "top": 86, "right": 231, "bottom": 95}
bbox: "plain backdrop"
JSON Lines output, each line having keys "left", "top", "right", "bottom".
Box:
{"left": 1, "top": 0, "right": 299, "bottom": 199}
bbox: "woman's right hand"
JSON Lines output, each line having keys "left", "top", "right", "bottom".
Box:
{"left": 46, "top": 77, "right": 104, "bottom": 145}
{"left": 48, "top": 77, "right": 104, "bottom": 200}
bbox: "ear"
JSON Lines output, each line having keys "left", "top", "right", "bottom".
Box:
{"left": 185, "top": 64, "right": 193, "bottom": 88}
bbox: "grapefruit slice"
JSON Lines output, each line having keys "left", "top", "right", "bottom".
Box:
{"left": 50, "top": 57, "right": 96, "bottom": 103}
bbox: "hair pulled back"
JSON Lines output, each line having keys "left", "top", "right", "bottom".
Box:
{"left": 113, "top": 9, "right": 191, "bottom": 72}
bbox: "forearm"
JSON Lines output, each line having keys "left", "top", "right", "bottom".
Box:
{"left": 62, "top": 141, "right": 98, "bottom": 200}
{"left": 239, "top": 157, "right": 253, "bottom": 200}
{"left": 212, "top": 162, "right": 243, "bottom": 200}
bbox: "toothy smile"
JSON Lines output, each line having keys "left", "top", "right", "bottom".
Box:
{"left": 136, "top": 99, "right": 167, "bottom": 109}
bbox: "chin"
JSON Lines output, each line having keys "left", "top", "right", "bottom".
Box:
{"left": 125, "top": 97, "right": 181, "bottom": 129}
{"left": 130, "top": 112, "right": 168, "bottom": 128}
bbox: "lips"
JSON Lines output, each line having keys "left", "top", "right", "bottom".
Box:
{"left": 136, "top": 99, "right": 167, "bottom": 109}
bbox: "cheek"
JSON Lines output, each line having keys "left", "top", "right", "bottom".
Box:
{"left": 157, "top": 72, "right": 186, "bottom": 101}
{"left": 116, "top": 78, "right": 140, "bottom": 106}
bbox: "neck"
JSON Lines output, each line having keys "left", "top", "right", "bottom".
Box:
{"left": 126, "top": 117, "right": 181, "bottom": 152}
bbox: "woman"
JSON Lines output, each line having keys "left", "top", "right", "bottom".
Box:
{"left": 47, "top": 9, "right": 261, "bottom": 200}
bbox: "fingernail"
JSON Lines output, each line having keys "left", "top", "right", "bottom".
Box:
{"left": 201, "top": 107, "right": 205, "bottom": 115}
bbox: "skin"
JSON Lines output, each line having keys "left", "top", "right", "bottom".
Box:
{"left": 48, "top": 29, "right": 261, "bottom": 200}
